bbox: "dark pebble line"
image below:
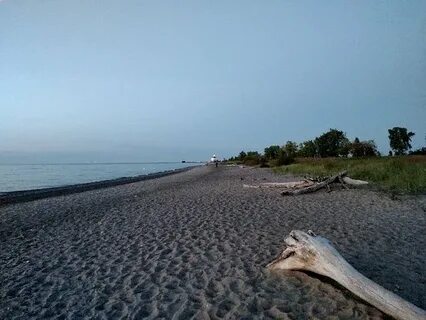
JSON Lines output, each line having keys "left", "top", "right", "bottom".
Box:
{"left": 0, "top": 166, "right": 198, "bottom": 206}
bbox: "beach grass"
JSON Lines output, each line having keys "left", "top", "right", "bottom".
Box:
{"left": 273, "top": 156, "right": 426, "bottom": 194}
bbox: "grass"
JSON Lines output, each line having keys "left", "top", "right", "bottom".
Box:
{"left": 272, "top": 156, "right": 426, "bottom": 194}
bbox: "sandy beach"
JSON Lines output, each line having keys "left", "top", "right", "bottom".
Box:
{"left": 0, "top": 165, "right": 424, "bottom": 319}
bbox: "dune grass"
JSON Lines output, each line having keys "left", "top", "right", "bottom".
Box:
{"left": 273, "top": 156, "right": 426, "bottom": 194}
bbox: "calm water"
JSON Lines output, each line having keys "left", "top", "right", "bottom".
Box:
{"left": 0, "top": 163, "right": 199, "bottom": 192}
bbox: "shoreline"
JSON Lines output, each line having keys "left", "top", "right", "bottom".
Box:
{"left": 0, "top": 165, "right": 199, "bottom": 206}
{"left": 1, "top": 165, "right": 424, "bottom": 319}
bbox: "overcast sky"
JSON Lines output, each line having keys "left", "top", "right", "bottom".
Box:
{"left": 1, "top": 0, "right": 425, "bottom": 163}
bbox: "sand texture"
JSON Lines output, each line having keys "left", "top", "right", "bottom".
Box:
{"left": 1, "top": 165, "right": 425, "bottom": 319}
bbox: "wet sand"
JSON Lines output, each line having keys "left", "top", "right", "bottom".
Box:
{"left": 1, "top": 165, "right": 425, "bottom": 319}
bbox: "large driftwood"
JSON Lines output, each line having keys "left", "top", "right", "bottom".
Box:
{"left": 281, "top": 171, "right": 348, "bottom": 196}
{"left": 342, "top": 176, "right": 369, "bottom": 185}
{"left": 243, "top": 171, "right": 369, "bottom": 195}
{"left": 243, "top": 181, "right": 314, "bottom": 189}
{"left": 267, "top": 230, "right": 426, "bottom": 320}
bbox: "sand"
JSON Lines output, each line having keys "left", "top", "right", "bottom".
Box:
{"left": 0, "top": 165, "right": 425, "bottom": 319}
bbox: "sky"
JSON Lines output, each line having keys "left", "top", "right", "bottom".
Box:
{"left": 1, "top": 0, "right": 425, "bottom": 163}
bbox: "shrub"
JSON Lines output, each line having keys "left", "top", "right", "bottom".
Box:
{"left": 259, "top": 156, "right": 269, "bottom": 168}
{"left": 409, "top": 147, "right": 426, "bottom": 155}
{"left": 298, "top": 140, "right": 317, "bottom": 157}
{"left": 273, "top": 156, "right": 426, "bottom": 194}
{"left": 243, "top": 151, "right": 261, "bottom": 166}
{"left": 264, "top": 145, "right": 280, "bottom": 160}
{"left": 276, "top": 149, "right": 295, "bottom": 166}
{"left": 350, "top": 138, "right": 379, "bottom": 157}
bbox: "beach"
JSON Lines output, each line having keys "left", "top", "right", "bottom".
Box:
{"left": 0, "top": 165, "right": 424, "bottom": 319}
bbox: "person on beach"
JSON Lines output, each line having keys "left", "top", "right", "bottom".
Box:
{"left": 210, "top": 154, "right": 219, "bottom": 167}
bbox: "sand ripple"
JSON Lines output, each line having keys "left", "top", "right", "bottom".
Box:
{"left": 1, "top": 166, "right": 424, "bottom": 319}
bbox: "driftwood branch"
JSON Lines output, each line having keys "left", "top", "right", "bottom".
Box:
{"left": 281, "top": 171, "right": 348, "bottom": 196}
{"left": 342, "top": 176, "right": 369, "bottom": 186}
{"left": 243, "top": 181, "right": 314, "bottom": 189}
{"left": 242, "top": 171, "right": 369, "bottom": 195}
{"left": 267, "top": 230, "right": 426, "bottom": 320}
{"left": 338, "top": 176, "right": 350, "bottom": 190}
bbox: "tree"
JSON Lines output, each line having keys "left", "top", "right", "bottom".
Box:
{"left": 238, "top": 151, "right": 247, "bottom": 161}
{"left": 299, "top": 140, "right": 317, "bottom": 157}
{"left": 282, "top": 141, "right": 298, "bottom": 158}
{"left": 276, "top": 148, "right": 294, "bottom": 165}
{"left": 272, "top": 141, "right": 298, "bottom": 166}
{"left": 314, "top": 129, "right": 350, "bottom": 157}
{"left": 264, "top": 145, "right": 280, "bottom": 160}
{"left": 388, "top": 127, "right": 415, "bottom": 155}
{"left": 246, "top": 151, "right": 260, "bottom": 157}
{"left": 351, "top": 138, "right": 378, "bottom": 157}
{"left": 243, "top": 151, "right": 261, "bottom": 165}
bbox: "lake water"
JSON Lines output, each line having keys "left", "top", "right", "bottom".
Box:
{"left": 0, "top": 162, "right": 199, "bottom": 192}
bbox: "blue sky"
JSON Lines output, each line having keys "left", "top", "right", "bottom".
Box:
{"left": 1, "top": 0, "right": 425, "bottom": 162}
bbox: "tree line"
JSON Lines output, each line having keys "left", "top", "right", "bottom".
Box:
{"left": 227, "top": 127, "right": 424, "bottom": 166}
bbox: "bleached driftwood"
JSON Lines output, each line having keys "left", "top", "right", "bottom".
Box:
{"left": 243, "top": 171, "right": 369, "bottom": 194}
{"left": 243, "top": 181, "right": 314, "bottom": 189}
{"left": 267, "top": 230, "right": 426, "bottom": 320}
{"left": 342, "top": 176, "right": 369, "bottom": 186}
{"left": 281, "top": 171, "right": 348, "bottom": 196}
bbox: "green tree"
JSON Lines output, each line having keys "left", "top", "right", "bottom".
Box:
{"left": 276, "top": 148, "right": 294, "bottom": 166}
{"left": 246, "top": 151, "right": 260, "bottom": 157}
{"left": 351, "top": 138, "right": 378, "bottom": 157}
{"left": 264, "top": 145, "right": 280, "bottom": 160}
{"left": 388, "top": 127, "right": 415, "bottom": 155}
{"left": 272, "top": 141, "right": 298, "bottom": 166}
{"left": 238, "top": 151, "right": 247, "bottom": 161}
{"left": 282, "top": 141, "right": 298, "bottom": 158}
{"left": 243, "top": 151, "right": 261, "bottom": 165}
{"left": 314, "top": 129, "right": 350, "bottom": 157}
{"left": 298, "top": 140, "right": 317, "bottom": 157}
{"left": 351, "top": 137, "right": 363, "bottom": 157}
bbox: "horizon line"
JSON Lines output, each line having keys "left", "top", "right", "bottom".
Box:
{"left": 0, "top": 161, "right": 205, "bottom": 166}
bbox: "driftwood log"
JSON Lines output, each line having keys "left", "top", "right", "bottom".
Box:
{"left": 281, "top": 171, "right": 348, "bottom": 196}
{"left": 280, "top": 171, "right": 370, "bottom": 196}
{"left": 267, "top": 230, "right": 426, "bottom": 320}
{"left": 342, "top": 176, "right": 369, "bottom": 186}
{"left": 243, "top": 171, "right": 369, "bottom": 195}
{"left": 243, "top": 181, "right": 314, "bottom": 189}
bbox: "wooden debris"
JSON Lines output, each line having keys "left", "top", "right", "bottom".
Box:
{"left": 342, "top": 176, "right": 369, "bottom": 186}
{"left": 267, "top": 230, "right": 426, "bottom": 320}
{"left": 280, "top": 171, "right": 370, "bottom": 196}
{"left": 243, "top": 181, "right": 314, "bottom": 189}
{"left": 281, "top": 171, "right": 348, "bottom": 196}
{"left": 338, "top": 176, "right": 350, "bottom": 190}
{"left": 243, "top": 171, "right": 369, "bottom": 195}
